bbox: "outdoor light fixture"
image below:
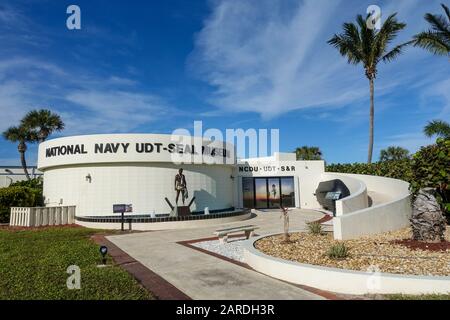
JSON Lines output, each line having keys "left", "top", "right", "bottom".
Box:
{"left": 85, "top": 173, "right": 92, "bottom": 183}
{"left": 230, "top": 175, "right": 235, "bottom": 180}
{"left": 99, "top": 245, "right": 108, "bottom": 265}
{"left": 4, "top": 169, "right": 13, "bottom": 186}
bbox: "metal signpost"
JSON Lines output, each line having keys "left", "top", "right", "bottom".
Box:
{"left": 113, "top": 204, "right": 132, "bottom": 231}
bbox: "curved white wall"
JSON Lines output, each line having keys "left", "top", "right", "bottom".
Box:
{"left": 321, "top": 173, "right": 368, "bottom": 215}
{"left": 329, "top": 173, "right": 411, "bottom": 240}
{"left": 38, "top": 134, "right": 236, "bottom": 217}
{"left": 43, "top": 163, "right": 234, "bottom": 216}
{"left": 244, "top": 234, "right": 450, "bottom": 295}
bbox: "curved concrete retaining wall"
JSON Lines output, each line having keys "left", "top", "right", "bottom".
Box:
{"left": 321, "top": 173, "right": 368, "bottom": 215}
{"left": 243, "top": 234, "right": 450, "bottom": 295}
{"left": 329, "top": 173, "right": 411, "bottom": 240}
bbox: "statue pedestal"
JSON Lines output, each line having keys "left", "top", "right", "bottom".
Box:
{"left": 170, "top": 206, "right": 191, "bottom": 217}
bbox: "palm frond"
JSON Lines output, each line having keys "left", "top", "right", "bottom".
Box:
{"left": 327, "top": 34, "right": 362, "bottom": 64}
{"left": 424, "top": 120, "right": 450, "bottom": 138}
{"left": 374, "top": 13, "right": 407, "bottom": 60}
{"left": 442, "top": 3, "right": 450, "bottom": 22}
{"left": 382, "top": 41, "right": 412, "bottom": 62}
{"left": 356, "top": 14, "right": 375, "bottom": 64}
{"left": 424, "top": 11, "right": 450, "bottom": 34}
{"left": 413, "top": 31, "right": 450, "bottom": 55}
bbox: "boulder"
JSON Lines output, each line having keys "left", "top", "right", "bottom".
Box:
{"left": 411, "top": 188, "right": 446, "bottom": 243}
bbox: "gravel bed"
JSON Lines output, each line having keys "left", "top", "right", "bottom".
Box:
{"left": 255, "top": 227, "right": 450, "bottom": 276}
{"left": 191, "top": 237, "right": 246, "bottom": 262}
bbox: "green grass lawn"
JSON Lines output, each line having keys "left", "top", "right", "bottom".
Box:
{"left": 0, "top": 226, "right": 153, "bottom": 300}
{"left": 385, "top": 294, "right": 450, "bottom": 300}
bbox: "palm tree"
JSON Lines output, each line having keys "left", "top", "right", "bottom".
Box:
{"left": 21, "top": 109, "right": 65, "bottom": 143}
{"left": 2, "top": 126, "right": 37, "bottom": 180}
{"left": 424, "top": 119, "right": 450, "bottom": 139}
{"left": 413, "top": 3, "right": 450, "bottom": 56}
{"left": 328, "top": 13, "right": 408, "bottom": 163}
{"left": 379, "top": 146, "right": 409, "bottom": 162}
{"left": 294, "top": 146, "right": 323, "bottom": 160}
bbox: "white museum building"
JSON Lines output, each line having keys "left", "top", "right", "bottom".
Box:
{"left": 36, "top": 134, "right": 324, "bottom": 216}
{"left": 10, "top": 133, "right": 411, "bottom": 239}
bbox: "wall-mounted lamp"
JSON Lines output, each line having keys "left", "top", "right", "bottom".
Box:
{"left": 85, "top": 173, "right": 92, "bottom": 183}
{"left": 230, "top": 175, "right": 235, "bottom": 180}
{"left": 4, "top": 169, "right": 13, "bottom": 186}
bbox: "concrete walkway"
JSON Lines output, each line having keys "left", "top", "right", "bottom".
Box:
{"left": 107, "top": 209, "right": 328, "bottom": 300}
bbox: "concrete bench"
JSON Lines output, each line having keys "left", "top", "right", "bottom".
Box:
{"left": 214, "top": 225, "right": 259, "bottom": 244}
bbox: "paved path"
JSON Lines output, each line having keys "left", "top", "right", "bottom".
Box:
{"left": 107, "top": 209, "right": 328, "bottom": 300}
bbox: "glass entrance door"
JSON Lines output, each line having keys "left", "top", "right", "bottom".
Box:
{"left": 242, "top": 177, "right": 295, "bottom": 209}
{"left": 280, "top": 177, "right": 295, "bottom": 207}
{"left": 254, "top": 178, "right": 268, "bottom": 209}
{"left": 268, "top": 178, "right": 280, "bottom": 208}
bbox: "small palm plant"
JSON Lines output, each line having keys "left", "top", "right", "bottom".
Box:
{"left": 424, "top": 120, "right": 450, "bottom": 139}
{"left": 412, "top": 3, "right": 450, "bottom": 57}
{"left": 294, "top": 146, "right": 323, "bottom": 160}
{"left": 2, "top": 126, "right": 37, "bottom": 180}
{"left": 379, "top": 146, "right": 410, "bottom": 162}
{"left": 21, "top": 109, "right": 65, "bottom": 143}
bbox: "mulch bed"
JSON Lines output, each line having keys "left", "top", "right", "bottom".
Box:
{"left": 391, "top": 239, "right": 450, "bottom": 252}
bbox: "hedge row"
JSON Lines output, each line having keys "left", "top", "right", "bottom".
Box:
{"left": 0, "top": 186, "right": 43, "bottom": 223}
{"left": 326, "top": 138, "right": 450, "bottom": 215}
{"left": 326, "top": 159, "right": 413, "bottom": 182}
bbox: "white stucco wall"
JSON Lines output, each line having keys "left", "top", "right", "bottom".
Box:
{"left": 244, "top": 234, "right": 450, "bottom": 295}
{"left": 38, "top": 134, "right": 236, "bottom": 217}
{"left": 330, "top": 173, "right": 411, "bottom": 240}
{"left": 235, "top": 159, "right": 325, "bottom": 209}
{"left": 43, "top": 163, "right": 234, "bottom": 216}
{"left": 321, "top": 173, "right": 368, "bottom": 215}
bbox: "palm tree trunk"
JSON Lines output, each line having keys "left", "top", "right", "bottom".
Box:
{"left": 19, "top": 150, "right": 30, "bottom": 180}
{"left": 367, "top": 78, "right": 375, "bottom": 163}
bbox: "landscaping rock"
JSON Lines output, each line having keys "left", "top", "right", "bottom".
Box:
{"left": 411, "top": 188, "right": 447, "bottom": 243}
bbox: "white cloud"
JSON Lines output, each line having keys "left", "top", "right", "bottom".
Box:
{"left": 191, "top": 0, "right": 449, "bottom": 119}
{"left": 64, "top": 90, "right": 171, "bottom": 134}
{"left": 379, "top": 132, "right": 434, "bottom": 154}
{"left": 425, "top": 78, "right": 450, "bottom": 117}
{"left": 190, "top": 0, "right": 367, "bottom": 117}
{"left": 0, "top": 57, "right": 174, "bottom": 135}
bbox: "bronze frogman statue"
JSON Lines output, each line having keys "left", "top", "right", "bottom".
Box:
{"left": 174, "top": 168, "right": 187, "bottom": 205}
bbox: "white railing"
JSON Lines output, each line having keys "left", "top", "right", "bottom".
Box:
{"left": 9, "top": 206, "right": 76, "bottom": 227}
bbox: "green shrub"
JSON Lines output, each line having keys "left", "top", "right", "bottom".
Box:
{"left": 410, "top": 138, "right": 450, "bottom": 216}
{"left": 326, "top": 139, "right": 450, "bottom": 219}
{"left": 326, "top": 159, "right": 413, "bottom": 182}
{"left": 326, "top": 243, "right": 349, "bottom": 259}
{"left": 307, "top": 221, "right": 324, "bottom": 235}
{"left": 0, "top": 186, "right": 43, "bottom": 223}
{"left": 10, "top": 177, "right": 43, "bottom": 189}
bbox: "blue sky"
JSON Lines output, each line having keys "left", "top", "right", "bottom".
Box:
{"left": 0, "top": 0, "right": 448, "bottom": 165}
